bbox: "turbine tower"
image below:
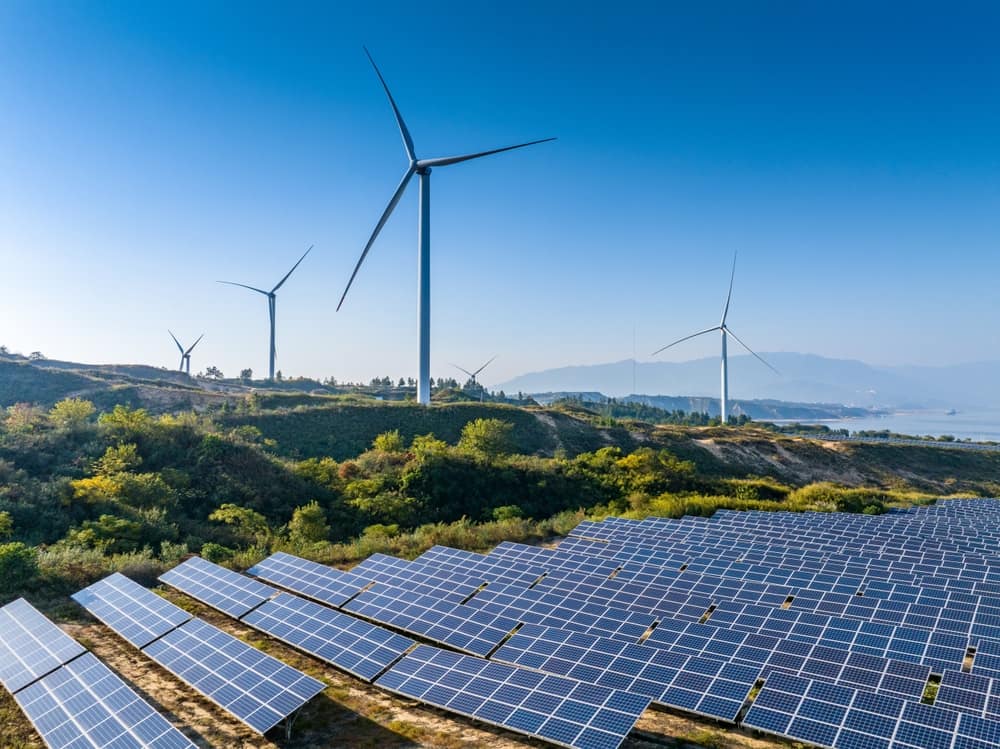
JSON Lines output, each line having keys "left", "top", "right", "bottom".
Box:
{"left": 337, "top": 48, "right": 555, "bottom": 405}
{"left": 219, "top": 246, "right": 312, "bottom": 381}
{"left": 452, "top": 355, "right": 497, "bottom": 401}
{"left": 650, "top": 253, "right": 778, "bottom": 423}
{"left": 168, "top": 331, "right": 204, "bottom": 375}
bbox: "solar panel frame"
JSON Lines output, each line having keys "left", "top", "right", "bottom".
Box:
{"left": 375, "top": 644, "right": 650, "bottom": 749}
{"left": 158, "top": 557, "right": 276, "bottom": 619}
{"left": 72, "top": 573, "right": 192, "bottom": 649}
{"left": 142, "top": 618, "right": 326, "bottom": 735}
{"left": 0, "top": 598, "right": 87, "bottom": 694}
{"left": 242, "top": 592, "right": 414, "bottom": 682}
{"left": 13, "top": 652, "right": 197, "bottom": 749}
{"left": 247, "top": 551, "right": 370, "bottom": 608}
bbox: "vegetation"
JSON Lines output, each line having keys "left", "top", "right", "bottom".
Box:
{"left": 0, "top": 390, "right": 995, "bottom": 606}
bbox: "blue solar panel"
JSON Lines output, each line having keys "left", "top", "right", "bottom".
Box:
{"left": 247, "top": 551, "right": 369, "bottom": 608}
{"left": 72, "top": 573, "right": 192, "bottom": 648}
{"left": 376, "top": 645, "right": 650, "bottom": 749}
{"left": 159, "top": 556, "right": 275, "bottom": 618}
{"left": 242, "top": 592, "right": 414, "bottom": 681}
{"left": 142, "top": 618, "right": 325, "bottom": 734}
{"left": 0, "top": 598, "right": 87, "bottom": 694}
{"left": 14, "top": 652, "right": 197, "bottom": 749}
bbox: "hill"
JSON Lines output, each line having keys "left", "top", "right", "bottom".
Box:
{"left": 497, "top": 353, "right": 1000, "bottom": 409}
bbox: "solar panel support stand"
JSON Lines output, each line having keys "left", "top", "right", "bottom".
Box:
{"left": 283, "top": 707, "right": 304, "bottom": 740}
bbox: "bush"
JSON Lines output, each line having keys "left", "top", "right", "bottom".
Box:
{"left": 201, "top": 542, "right": 235, "bottom": 564}
{"left": 0, "top": 542, "right": 38, "bottom": 596}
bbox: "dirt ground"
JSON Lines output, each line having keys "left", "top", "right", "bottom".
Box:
{"left": 0, "top": 593, "right": 795, "bottom": 749}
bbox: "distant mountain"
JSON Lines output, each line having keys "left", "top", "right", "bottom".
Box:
{"left": 496, "top": 353, "right": 1000, "bottom": 410}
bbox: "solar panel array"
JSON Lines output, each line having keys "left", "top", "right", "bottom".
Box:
{"left": 167, "top": 555, "right": 653, "bottom": 749}
{"left": 73, "top": 571, "right": 324, "bottom": 735}
{"left": 375, "top": 645, "right": 651, "bottom": 749}
{"left": 0, "top": 598, "right": 196, "bottom": 749}
{"left": 143, "top": 618, "right": 325, "bottom": 735}
{"left": 14, "top": 653, "right": 196, "bottom": 749}
{"left": 138, "top": 498, "right": 1000, "bottom": 749}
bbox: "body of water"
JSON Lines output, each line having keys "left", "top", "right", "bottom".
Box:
{"left": 778, "top": 409, "right": 1000, "bottom": 443}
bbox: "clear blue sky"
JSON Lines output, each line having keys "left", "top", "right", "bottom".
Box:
{"left": 2, "top": 2, "right": 998, "bottom": 386}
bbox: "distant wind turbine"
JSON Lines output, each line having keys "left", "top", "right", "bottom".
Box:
{"left": 650, "top": 253, "right": 778, "bottom": 423}
{"left": 452, "top": 356, "right": 497, "bottom": 400}
{"left": 168, "top": 331, "right": 204, "bottom": 375}
{"left": 337, "top": 47, "right": 555, "bottom": 405}
{"left": 218, "top": 246, "right": 312, "bottom": 381}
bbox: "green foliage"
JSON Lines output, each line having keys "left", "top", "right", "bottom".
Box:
{"left": 48, "top": 398, "right": 96, "bottom": 430}
{"left": 65, "top": 514, "right": 146, "bottom": 553}
{"left": 0, "top": 542, "right": 37, "bottom": 597}
{"left": 209, "top": 504, "right": 271, "bottom": 546}
{"left": 492, "top": 505, "right": 524, "bottom": 521}
{"left": 287, "top": 501, "right": 330, "bottom": 543}
{"left": 0, "top": 511, "right": 12, "bottom": 539}
{"left": 200, "top": 542, "right": 235, "bottom": 564}
{"left": 787, "top": 482, "right": 891, "bottom": 514}
{"left": 98, "top": 405, "right": 152, "bottom": 438}
{"left": 372, "top": 429, "right": 405, "bottom": 453}
{"left": 4, "top": 403, "right": 44, "bottom": 433}
{"left": 458, "top": 418, "right": 514, "bottom": 458}
{"left": 94, "top": 443, "right": 142, "bottom": 475}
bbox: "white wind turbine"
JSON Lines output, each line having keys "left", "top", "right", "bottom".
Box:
{"left": 651, "top": 253, "right": 778, "bottom": 423}
{"left": 337, "top": 48, "right": 555, "bottom": 405}
{"left": 168, "top": 331, "right": 204, "bottom": 375}
{"left": 452, "top": 355, "right": 497, "bottom": 401}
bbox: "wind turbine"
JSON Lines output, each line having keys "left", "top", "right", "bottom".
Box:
{"left": 650, "top": 253, "right": 778, "bottom": 423}
{"left": 337, "top": 48, "right": 555, "bottom": 405}
{"left": 168, "top": 331, "right": 204, "bottom": 375}
{"left": 218, "top": 246, "right": 312, "bottom": 381}
{"left": 452, "top": 355, "right": 497, "bottom": 400}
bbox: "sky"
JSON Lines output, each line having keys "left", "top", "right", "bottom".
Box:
{"left": 2, "top": 2, "right": 999, "bottom": 388}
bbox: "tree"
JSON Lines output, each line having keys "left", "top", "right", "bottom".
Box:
{"left": 458, "top": 418, "right": 514, "bottom": 458}
{"left": 372, "top": 429, "right": 405, "bottom": 453}
{"left": 204, "top": 366, "right": 224, "bottom": 380}
{"left": 4, "top": 403, "right": 44, "bottom": 433}
{"left": 209, "top": 504, "right": 270, "bottom": 546}
{"left": 0, "top": 542, "right": 37, "bottom": 594}
{"left": 0, "top": 511, "right": 12, "bottom": 539}
{"left": 0, "top": 345, "right": 8, "bottom": 355}
{"left": 275, "top": 370, "right": 283, "bottom": 381}
{"left": 239, "top": 368, "right": 253, "bottom": 381}
{"left": 94, "top": 443, "right": 142, "bottom": 475}
{"left": 49, "top": 398, "right": 96, "bottom": 430}
{"left": 98, "top": 405, "right": 152, "bottom": 438}
{"left": 28, "top": 351, "right": 45, "bottom": 360}
{"left": 287, "top": 501, "right": 330, "bottom": 544}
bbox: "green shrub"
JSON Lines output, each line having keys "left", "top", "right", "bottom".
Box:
{"left": 0, "top": 542, "right": 38, "bottom": 597}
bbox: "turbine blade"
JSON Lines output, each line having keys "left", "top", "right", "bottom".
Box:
{"left": 725, "top": 327, "right": 780, "bottom": 375}
{"left": 650, "top": 326, "right": 720, "bottom": 357}
{"left": 364, "top": 47, "right": 416, "bottom": 163}
{"left": 473, "top": 355, "right": 497, "bottom": 377}
{"left": 271, "top": 245, "right": 313, "bottom": 293}
{"left": 218, "top": 280, "right": 270, "bottom": 295}
{"left": 416, "top": 137, "right": 556, "bottom": 169}
{"left": 337, "top": 166, "right": 415, "bottom": 310}
{"left": 185, "top": 334, "right": 205, "bottom": 355}
{"left": 721, "top": 251, "right": 737, "bottom": 325}
{"left": 168, "top": 330, "right": 184, "bottom": 353}
{"left": 451, "top": 363, "right": 475, "bottom": 378}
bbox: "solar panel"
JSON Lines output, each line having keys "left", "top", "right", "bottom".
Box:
{"left": 375, "top": 644, "right": 650, "bottom": 749}
{"left": 142, "top": 618, "right": 325, "bottom": 734}
{"left": 492, "top": 623, "right": 760, "bottom": 722}
{"left": 0, "top": 598, "right": 87, "bottom": 694}
{"left": 159, "top": 556, "right": 276, "bottom": 618}
{"left": 247, "top": 551, "right": 369, "bottom": 608}
{"left": 14, "top": 652, "right": 197, "bottom": 749}
{"left": 242, "top": 592, "right": 414, "bottom": 682}
{"left": 344, "top": 583, "right": 519, "bottom": 656}
{"left": 72, "top": 573, "right": 192, "bottom": 648}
